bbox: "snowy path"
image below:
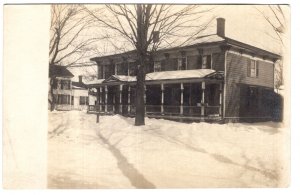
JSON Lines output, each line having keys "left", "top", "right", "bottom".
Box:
{"left": 48, "top": 111, "right": 288, "bottom": 188}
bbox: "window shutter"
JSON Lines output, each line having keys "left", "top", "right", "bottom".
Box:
{"left": 256, "top": 61, "right": 259, "bottom": 77}
{"left": 103, "top": 65, "right": 106, "bottom": 78}
{"left": 161, "top": 59, "right": 166, "bottom": 71}
{"left": 207, "top": 55, "right": 212, "bottom": 69}
{"left": 126, "top": 62, "right": 129, "bottom": 76}
{"left": 174, "top": 58, "right": 178, "bottom": 70}
{"left": 185, "top": 56, "right": 188, "bottom": 70}
{"left": 185, "top": 56, "right": 191, "bottom": 70}
{"left": 197, "top": 55, "right": 203, "bottom": 69}
{"left": 247, "top": 59, "right": 251, "bottom": 77}
{"left": 98, "top": 65, "right": 103, "bottom": 79}
{"left": 177, "top": 58, "right": 182, "bottom": 70}
{"left": 112, "top": 64, "right": 115, "bottom": 76}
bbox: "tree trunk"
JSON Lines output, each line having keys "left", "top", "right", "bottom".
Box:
{"left": 49, "top": 77, "right": 56, "bottom": 111}
{"left": 134, "top": 5, "right": 147, "bottom": 126}
{"left": 135, "top": 57, "right": 146, "bottom": 126}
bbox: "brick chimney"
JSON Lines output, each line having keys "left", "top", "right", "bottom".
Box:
{"left": 79, "top": 75, "right": 83, "bottom": 83}
{"left": 216, "top": 18, "right": 225, "bottom": 37}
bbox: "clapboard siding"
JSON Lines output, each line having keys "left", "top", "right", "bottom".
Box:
{"left": 226, "top": 52, "right": 274, "bottom": 88}
{"left": 212, "top": 52, "right": 225, "bottom": 71}
{"left": 224, "top": 52, "right": 274, "bottom": 118}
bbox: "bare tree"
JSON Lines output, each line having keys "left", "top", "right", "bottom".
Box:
{"left": 49, "top": 4, "right": 102, "bottom": 66}
{"left": 255, "top": 5, "right": 288, "bottom": 92}
{"left": 49, "top": 4, "right": 102, "bottom": 111}
{"left": 83, "top": 4, "right": 214, "bottom": 125}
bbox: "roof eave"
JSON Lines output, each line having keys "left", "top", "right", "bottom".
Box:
{"left": 90, "top": 50, "right": 137, "bottom": 62}
{"left": 224, "top": 37, "right": 281, "bottom": 60}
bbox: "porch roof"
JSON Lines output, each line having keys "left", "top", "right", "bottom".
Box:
{"left": 87, "top": 69, "right": 221, "bottom": 87}
{"left": 146, "top": 69, "right": 215, "bottom": 81}
{"left": 85, "top": 79, "right": 105, "bottom": 85}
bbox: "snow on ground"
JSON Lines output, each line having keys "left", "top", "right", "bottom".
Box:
{"left": 48, "top": 111, "right": 289, "bottom": 188}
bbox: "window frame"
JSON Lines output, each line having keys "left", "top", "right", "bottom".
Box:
{"left": 177, "top": 56, "right": 187, "bottom": 70}
{"left": 154, "top": 61, "right": 161, "bottom": 72}
{"left": 248, "top": 59, "right": 258, "bottom": 78}
{"left": 128, "top": 62, "right": 136, "bottom": 76}
{"left": 115, "top": 62, "right": 123, "bottom": 75}
{"left": 57, "top": 94, "right": 70, "bottom": 104}
{"left": 201, "top": 54, "right": 212, "bottom": 69}
{"left": 79, "top": 96, "right": 86, "bottom": 105}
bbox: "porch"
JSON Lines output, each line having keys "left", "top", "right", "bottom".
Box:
{"left": 87, "top": 70, "right": 224, "bottom": 121}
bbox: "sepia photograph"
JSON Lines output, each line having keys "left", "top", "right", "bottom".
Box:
{"left": 46, "top": 4, "right": 289, "bottom": 188}
{"left": 3, "top": 3, "right": 291, "bottom": 190}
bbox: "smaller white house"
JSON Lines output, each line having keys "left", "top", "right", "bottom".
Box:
{"left": 72, "top": 76, "right": 96, "bottom": 110}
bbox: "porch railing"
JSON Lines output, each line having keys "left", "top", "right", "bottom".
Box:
{"left": 88, "top": 104, "right": 221, "bottom": 117}
{"left": 205, "top": 106, "right": 221, "bottom": 117}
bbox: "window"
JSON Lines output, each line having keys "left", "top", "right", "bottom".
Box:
{"left": 79, "top": 96, "right": 89, "bottom": 105}
{"left": 128, "top": 62, "right": 136, "bottom": 76}
{"left": 201, "top": 55, "right": 211, "bottom": 69}
{"left": 104, "top": 65, "right": 112, "bottom": 79}
{"left": 102, "top": 65, "right": 105, "bottom": 79}
{"left": 154, "top": 61, "right": 161, "bottom": 72}
{"left": 116, "top": 62, "right": 128, "bottom": 75}
{"left": 52, "top": 79, "right": 58, "bottom": 89}
{"left": 178, "top": 57, "right": 187, "bottom": 70}
{"left": 115, "top": 63, "right": 119, "bottom": 75}
{"left": 60, "top": 80, "right": 71, "bottom": 90}
{"left": 80, "top": 96, "right": 86, "bottom": 105}
{"left": 115, "top": 63, "right": 121, "bottom": 75}
{"left": 247, "top": 59, "right": 259, "bottom": 78}
{"left": 56, "top": 95, "right": 70, "bottom": 104}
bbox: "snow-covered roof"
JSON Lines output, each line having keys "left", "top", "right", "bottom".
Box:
{"left": 108, "top": 75, "right": 136, "bottom": 82}
{"left": 184, "top": 34, "right": 225, "bottom": 46}
{"left": 146, "top": 69, "right": 216, "bottom": 81}
{"left": 85, "top": 79, "right": 105, "bottom": 85}
{"left": 72, "top": 81, "right": 87, "bottom": 89}
{"left": 72, "top": 86, "right": 85, "bottom": 89}
{"left": 86, "top": 69, "right": 216, "bottom": 86}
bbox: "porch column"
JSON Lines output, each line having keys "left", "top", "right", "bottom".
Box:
{"left": 161, "top": 83, "right": 164, "bottom": 114}
{"left": 95, "top": 87, "right": 102, "bottom": 112}
{"left": 201, "top": 82, "right": 206, "bottom": 116}
{"left": 180, "top": 83, "right": 184, "bottom": 115}
{"left": 105, "top": 86, "right": 108, "bottom": 112}
{"left": 113, "top": 93, "right": 115, "bottom": 112}
{"left": 219, "top": 83, "right": 223, "bottom": 116}
{"left": 69, "top": 94, "right": 71, "bottom": 110}
{"left": 99, "top": 87, "right": 102, "bottom": 104}
{"left": 69, "top": 80, "right": 72, "bottom": 110}
{"left": 128, "top": 86, "right": 131, "bottom": 113}
{"left": 119, "top": 85, "right": 123, "bottom": 113}
{"left": 144, "top": 85, "right": 147, "bottom": 113}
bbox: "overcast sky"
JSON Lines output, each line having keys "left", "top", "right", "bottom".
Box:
{"left": 211, "top": 5, "right": 288, "bottom": 53}
{"left": 67, "top": 4, "right": 289, "bottom": 81}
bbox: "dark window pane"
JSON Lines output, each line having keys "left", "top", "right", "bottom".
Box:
{"left": 80, "top": 96, "right": 86, "bottom": 105}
